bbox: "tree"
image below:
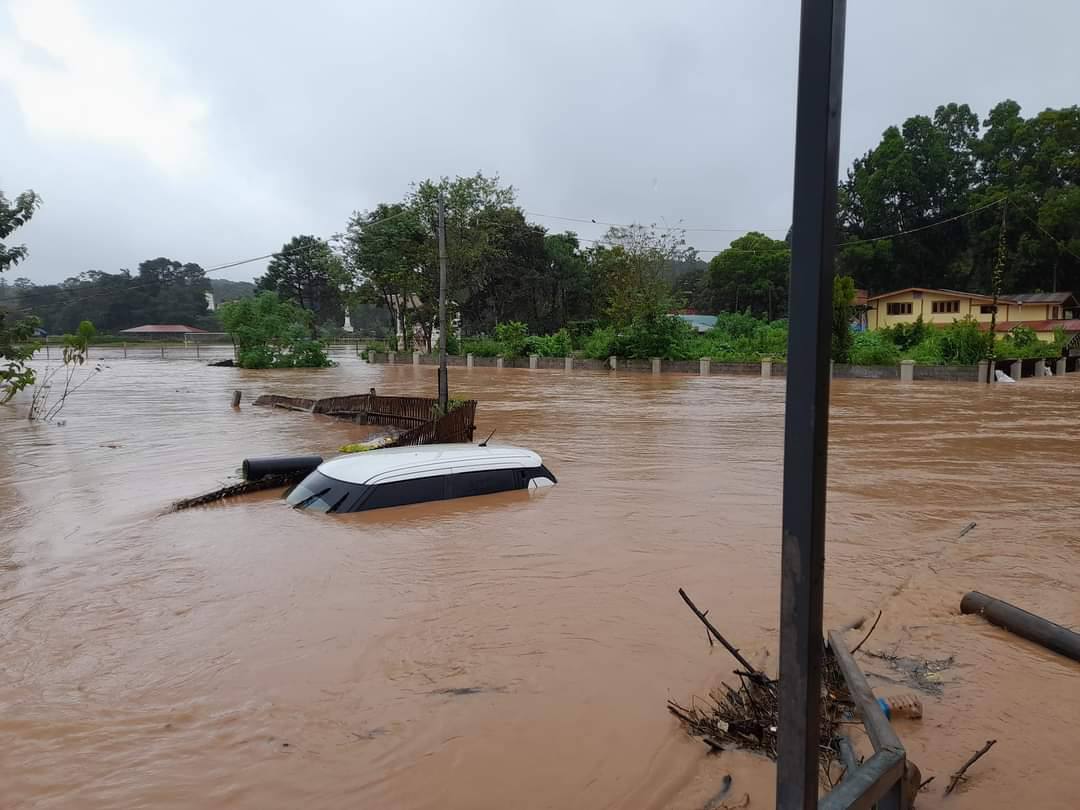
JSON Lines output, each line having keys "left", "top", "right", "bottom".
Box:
{"left": 341, "top": 203, "right": 428, "bottom": 350}
{"left": 256, "top": 236, "right": 344, "bottom": 333}
{"left": 1, "top": 188, "right": 43, "bottom": 402}
{"left": 219, "top": 291, "right": 331, "bottom": 368}
{"left": 342, "top": 173, "right": 522, "bottom": 349}
{"left": 708, "top": 232, "right": 790, "bottom": 319}
{"left": 588, "top": 224, "right": 688, "bottom": 327}
{"left": 831, "top": 275, "right": 856, "bottom": 362}
{"left": 29, "top": 320, "right": 101, "bottom": 422}
{"left": 837, "top": 104, "right": 979, "bottom": 292}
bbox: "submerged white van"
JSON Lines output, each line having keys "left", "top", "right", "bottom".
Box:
{"left": 286, "top": 444, "right": 557, "bottom": 513}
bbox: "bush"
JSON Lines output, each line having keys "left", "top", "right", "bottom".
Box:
{"left": 494, "top": 321, "right": 529, "bottom": 357}
{"left": 460, "top": 336, "right": 502, "bottom": 357}
{"left": 525, "top": 328, "right": 572, "bottom": 357}
{"left": 219, "top": 292, "right": 332, "bottom": 369}
{"left": 582, "top": 326, "right": 617, "bottom": 359}
{"left": 882, "top": 316, "right": 930, "bottom": 351}
{"left": 688, "top": 316, "right": 789, "bottom": 361}
{"left": 849, "top": 330, "right": 900, "bottom": 365}
{"left": 907, "top": 333, "right": 945, "bottom": 364}
{"left": 611, "top": 315, "right": 694, "bottom": 359}
{"left": 939, "top": 316, "right": 990, "bottom": 365}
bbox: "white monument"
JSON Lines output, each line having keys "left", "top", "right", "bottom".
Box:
{"left": 342, "top": 314, "right": 354, "bottom": 333}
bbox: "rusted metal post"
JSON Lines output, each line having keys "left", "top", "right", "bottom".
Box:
{"left": 777, "top": 0, "right": 847, "bottom": 807}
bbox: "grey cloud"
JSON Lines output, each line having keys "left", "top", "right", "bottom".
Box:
{"left": 3, "top": 0, "right": 1078, "bottom": 283}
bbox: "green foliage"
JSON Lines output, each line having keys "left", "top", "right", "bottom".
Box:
{"left": 839, "top": 100, "right": 1080, "bottom": 296}
{"left": 493, "top": 321, "right": 529, "bottom": 357}
{"left": 0, "top": 312, "right": 39, "bottom": 403}
{"left": 849, "top": 331, "right": 900, "bottom": 365}
{"left": 1, "top": 188, "right": 44, "bottom": 401}
{"left": 1006, "top": 324, "right": 1038, "bottom": 349}
{"left": 582, "top": 326, "right": 618, "bottom": 359}
{"left": 938, "top": 316, "right": 991, "bottom": 364}
{"left": 219, "top": 292, "right": 332, "bottom": 369}
{"left": 708, "top": 232, "right": 790, "bottom": 318}
{"left": 459, "top": 336, "right": 502, "bottom": 357}
{"left": 881, "top": 316, "right": 930, "bottom": 351}
{"left": 29, "top": 320, "right": 101, "bottom": 421}
{"left": 831, "top": 275, "right": 856, "bottom": 362}
{"left": 257, "top": 235, "right": 344, "bottom": 329}
{"left": 610, "top": 314, "right": 695, "bottom": 360}
{"left": 14, "top": 260, "right": 213, "bottom": 334}
{"left": 524, "top": 328, "right": 572, "bottom": 357}
{"left": 688, "top": 317, "right": 789, "bottom": 361}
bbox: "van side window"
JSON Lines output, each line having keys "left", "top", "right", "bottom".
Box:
{"left": 449, "top": 469, "right": 520, "bottom": 499}
{"left": 363, "top": 476, "right": 448, "bottom": 510}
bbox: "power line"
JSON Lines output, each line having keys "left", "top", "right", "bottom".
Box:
{"left": 524, "top": 211, "right": 789, "bottom": 233}
{"left": 5, "top": 207, "right": 416, "bottom": 315}
{"left": 839, "top": 196, "right": 1007, "bottom": 247}
{"left": 6, "top": 194, "right": 1016, "bottom": 316}
{"left": 1023, "top": 212, "right": 1080, "bottom": 265}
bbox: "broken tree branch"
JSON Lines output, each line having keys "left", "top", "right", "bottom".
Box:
{"left": 945, "top": 739, "right": 996, "bottom": 795}
{"left": 678, "top": 588, "right": 763, "bottom": 681}
{"left": 851, "top": 610, "right": 882, "bottom": 654}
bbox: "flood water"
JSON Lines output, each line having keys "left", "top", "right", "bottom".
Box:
{"left": 2, "top": 351, "right": 1078, "bottom": 809}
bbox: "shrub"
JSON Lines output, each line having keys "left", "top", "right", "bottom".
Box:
{"left": 219, "top": 292, "right": 332, "bottom": 369}
{"left": 525, "top": 328, "right": 573, "bottom": 357}
{"left": 908, "top": 333, "right": 945, "bottom": 364}
{"left": 493, "top": 321, "right": 529, "bottom": 357}
{"left": 849, "top": 330, "right": 900, "bottom": 365}
{"left": 582, "top": 326, "right": 617, "bottom": 359}
{"left": 939, "top": 316, "right": 990, "bottom": 365}
{"left": 689, "top": 316, "right": 789, "bottom": 361}
{"left": 460, "top": 336, "right": 503, "bottom": 357}
{"left": 882, "top": 316, "right": 930, "bottom": 351}
{"left": 612, "top": 314, "right": 695, "bottom": 359}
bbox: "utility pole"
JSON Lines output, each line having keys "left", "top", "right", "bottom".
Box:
{"left": 437, "top": 192, "right": 449, "bottom": 412}
{"left": 987, "top": 199, "right": 1007, "bottom": 383}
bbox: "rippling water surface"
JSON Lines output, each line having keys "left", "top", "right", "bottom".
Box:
{"left": 1, "top": 350, "right": 1077, "bottom": 809}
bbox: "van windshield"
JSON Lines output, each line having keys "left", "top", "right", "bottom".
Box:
{"left": 285, "top": 471, "right": 358, "bottom": 513}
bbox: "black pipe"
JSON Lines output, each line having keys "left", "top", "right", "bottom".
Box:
{"left": 961, "top": 591, "right": 1080, "bottom": 662}
{"left": 242, "top": 456, "right": 322, "bottom": 482}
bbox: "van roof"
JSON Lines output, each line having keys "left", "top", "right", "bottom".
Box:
{"left": 318, "top": 443, "right": 543, "bottom": 485}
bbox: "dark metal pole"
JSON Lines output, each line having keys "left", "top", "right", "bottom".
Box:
{"left": 777, "top": 1, "right": 847, "bottom": 808}
{"left": 437, "top": 192, "right": 449, "bottom": 411}
{"left": 961, "top": 591, "right": 1080, "bottom": 662}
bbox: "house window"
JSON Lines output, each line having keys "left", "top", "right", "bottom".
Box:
{"left": 886, "top": 302, "right": 913, "bottom": 315}
{"left": 931, "top": 300, "right": 960, "bottom": 314}
{"left": 980, "top": 305, "right": 996, "bottom": 315}
{"left": 1051, "top": 306, "right": 1060, "bottom": 319}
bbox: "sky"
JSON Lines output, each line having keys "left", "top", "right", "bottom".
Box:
{"left": 2, "top": 0, "right": 1078, "bottom": 284}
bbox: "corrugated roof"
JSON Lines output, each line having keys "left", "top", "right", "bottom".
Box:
{"left": 1007, "top": 292, "right": 1076, "bottom": 305}
{"left": 867, "top": 286, "right": 1002, "bottom": 303}
{"left": 119, "top": 324, "right": 209, "bottom": 333}
{"left": 976, "top": 319, "right": 1080, "bottom": 333}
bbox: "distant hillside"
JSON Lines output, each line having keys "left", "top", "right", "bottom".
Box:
{"left": 210, "top": 278, "right": 257, "bottom": 303}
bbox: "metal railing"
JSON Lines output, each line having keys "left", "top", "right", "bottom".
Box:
{"left": 819, "top": 633, "right": 908, "bottom": 810}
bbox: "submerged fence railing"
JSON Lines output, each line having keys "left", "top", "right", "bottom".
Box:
{"left": 252, "top": 393, "right": 477, "bottom": 447}
{"left": 819, "top": 633, "right": 910, "bottom": 809}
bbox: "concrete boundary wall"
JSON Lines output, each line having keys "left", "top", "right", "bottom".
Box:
{"left": 366, "top": 353, "right": 1069, "bottom": 383}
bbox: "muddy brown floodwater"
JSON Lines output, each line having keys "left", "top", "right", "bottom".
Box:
{"left": 1, "top": 351, "right": 1078, "bottom": 809}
